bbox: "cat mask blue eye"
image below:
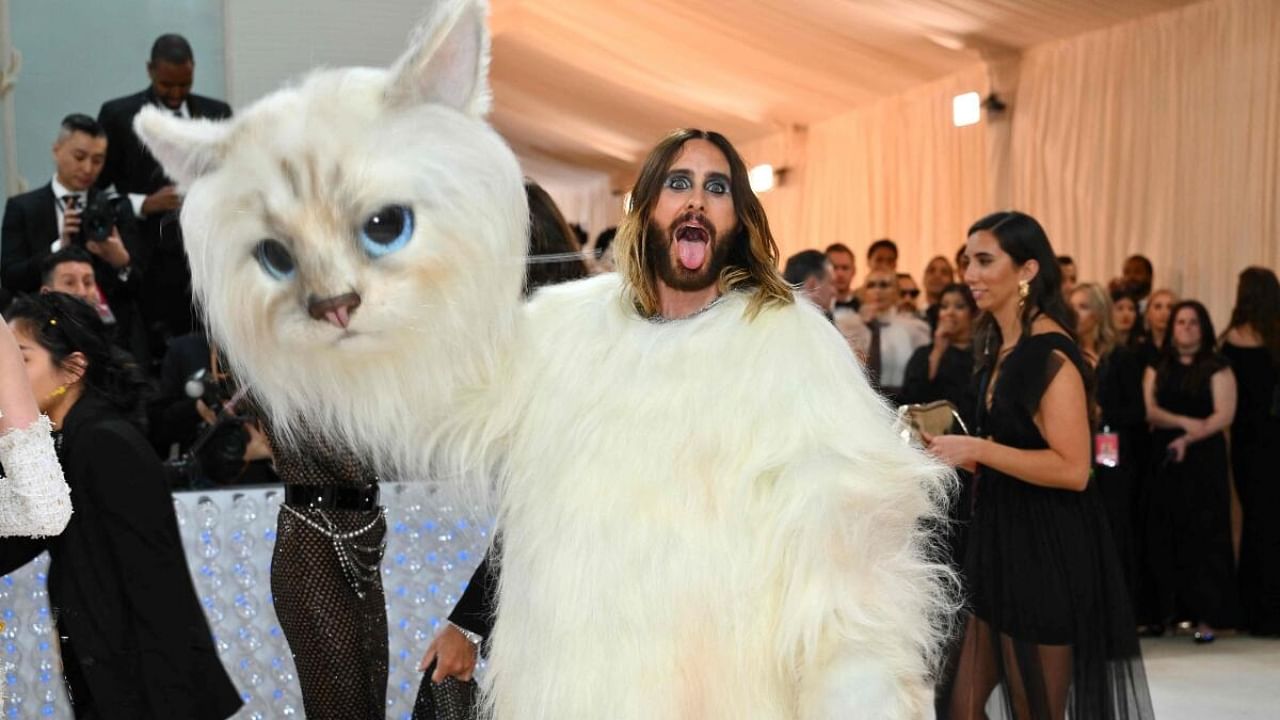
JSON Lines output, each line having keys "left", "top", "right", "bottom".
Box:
{"left": 360, "top": 205, "right": 414, "bottom": 258}
{"left": 254, "top": 239, "right": 296, "bottom": 280}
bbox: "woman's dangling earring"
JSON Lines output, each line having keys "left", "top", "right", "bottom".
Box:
{"left": 47, "top": 385, "right": 67, "bottom": 401}
{"left": 1018, "top": 280, "right": 1030, "bottom": 311}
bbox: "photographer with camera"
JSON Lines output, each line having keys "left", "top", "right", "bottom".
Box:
{"left": 2, "top": 114, "right": 147, "bottom": 366}
{"left": 149, "top": 329, "right": 276, "bottom": 488}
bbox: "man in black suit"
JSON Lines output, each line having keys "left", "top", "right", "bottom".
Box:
{"left": 1, "top": 115, "right": 146, "bottom": 360}
{"left": 97, "top": 33, "right": 231, "bottom": 355}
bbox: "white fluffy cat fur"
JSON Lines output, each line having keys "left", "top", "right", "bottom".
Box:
{"left": 135, "top": 1, "right": 954, "bottom": 717}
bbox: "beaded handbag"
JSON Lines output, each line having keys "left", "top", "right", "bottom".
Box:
{"left": 896, "top": 399, "right": 970, "bottom": 445}
{"left": 412, "top": 661, "right": 479, "bottom": 720}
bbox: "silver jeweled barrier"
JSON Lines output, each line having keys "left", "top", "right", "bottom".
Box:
{"left": 0, "top": 482, "right": 487, "bottom": 719}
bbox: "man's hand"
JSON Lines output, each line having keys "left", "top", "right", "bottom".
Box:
{"left": 84, "top": 227, "right": 131, "bottom": 269}
{"left": 59, "top": 209, "right": 81, "bottom": 247}
{"left": 418, "top": 623, "right": 478, "bottom": 682}
{"left": 140, "top": 185, "right": 181, "bottom": 216}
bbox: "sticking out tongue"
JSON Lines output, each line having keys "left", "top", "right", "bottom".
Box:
{"left": 675, "top": 225, "right": 710, "bottom": 269}
{"left": 677, "top": 239, "right": 707, "bottom": 269}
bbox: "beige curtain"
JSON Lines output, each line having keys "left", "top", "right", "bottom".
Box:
{"left": 1010, "top": 0, "right": 1280, "bottom": 325}
{"left": 785, "top": 63, "right": 991, "bottom": 280}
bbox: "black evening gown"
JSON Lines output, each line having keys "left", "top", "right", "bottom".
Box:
{"left": 1146, "top": 358, "right": 1237, "bottom": 629}
{"left": 955, "top": 333, "right": 1151, "bottom": 719}
{"left": 1223, "top": 342, "right": 1280, "bottom": 635}
{"left": 1094, "top": 345, "right": 1148, "bottom": 601}
{"left": 268, "top": 425, "right": 388, "bottom": 719}
{"left": 901, "top": 343, "right": 977, "bottom": 568}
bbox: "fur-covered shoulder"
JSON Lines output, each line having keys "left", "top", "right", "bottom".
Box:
{"left": 524, "top": 272, "right": 624, "bottom": 320}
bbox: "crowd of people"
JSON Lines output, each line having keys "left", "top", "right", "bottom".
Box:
{"left": 778, "top": 230, "right": 1280, "bottom": 650}
{"left": 0, "top": 35, "right": 269, "bottom": 490}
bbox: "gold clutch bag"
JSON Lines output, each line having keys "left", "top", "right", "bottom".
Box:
{"left": 896, "top": 400, "right": 970, "bottom": 446}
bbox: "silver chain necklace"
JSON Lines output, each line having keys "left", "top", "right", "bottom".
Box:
{"left": 646, "top": 293, "right": 727, "bottom": 324}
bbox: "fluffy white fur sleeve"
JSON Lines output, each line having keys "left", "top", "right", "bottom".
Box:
{"left": 0, "top": 415, "right": 72, "bottom": 537}
{"left": 766, "top": 305, "right": 955, "bottom": 719}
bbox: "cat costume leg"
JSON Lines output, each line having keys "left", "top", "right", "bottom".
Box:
{"left": 268, "top": 425, "right": 388, "bottom": 719}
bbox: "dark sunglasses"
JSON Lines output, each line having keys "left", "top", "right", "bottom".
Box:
{"left": 901, "top": 289, "right": 920, "bottom": 298}
{"left": 866, "top": 280, "right": 893, "bottom": 289}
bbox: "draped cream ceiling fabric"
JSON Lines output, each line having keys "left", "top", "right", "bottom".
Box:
{"left": 224, "top": 0, "right": 1201, "bottom": 237}
{"left": 485, "top": 0, "right": 1201, "bottom": 186}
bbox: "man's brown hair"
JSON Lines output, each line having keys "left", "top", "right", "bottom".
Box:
{"left": 614, "top": 128, "right": 792, "bottom": 318}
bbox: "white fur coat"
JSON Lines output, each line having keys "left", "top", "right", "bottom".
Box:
{"left": 482, "top": 274, "right": 951, "bottom": 719}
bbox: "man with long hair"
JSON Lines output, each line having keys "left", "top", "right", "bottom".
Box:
{"left": 564, "top": 129, "right": 952, "bottom": 717}
{"left": 614, "top": 129, "right": 792, "bottom": 320}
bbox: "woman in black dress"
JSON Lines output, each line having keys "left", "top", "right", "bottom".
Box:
{"left": 902, "top": 282, "right": 978, "bottom": 427}
{"left": 902, "top": 282, "right": 977, "bottom": 574}
{"left": 1, "top": 293, "right": 241, "bottom": 719}
{"left": 1143, "top": 300, "right": 1238, "bottom": 642}
{"left": 1071, "top": 283, "right": 1147, "bottom": 597}
{"left": 1221, "top": 267, "right": 1280, "bottom": 636}
{"left": 928, "top": 211, "right": 1150, "bottom": 720}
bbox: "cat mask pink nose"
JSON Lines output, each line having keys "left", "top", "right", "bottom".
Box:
{"left": 308, "top": 292, "right": 362, "bottom": 329}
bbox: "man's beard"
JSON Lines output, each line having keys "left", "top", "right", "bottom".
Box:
{"left": 645, "top": 212, "right": 736, "bottom": 292}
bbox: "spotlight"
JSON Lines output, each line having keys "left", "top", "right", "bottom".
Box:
{"left": 749, "top": 164, "right": 776, "bottom": 194}
{"left": 953, "top": 92, "right": 981, "bottom": 127}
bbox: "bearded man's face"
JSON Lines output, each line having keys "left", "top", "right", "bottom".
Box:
{"left": 645, "top": 138, "right": 739, "bottom": 292}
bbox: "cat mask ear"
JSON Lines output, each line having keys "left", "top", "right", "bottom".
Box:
{"left": 133, "top": 108, "right": 230, "bottom": 188}
{"left": 386, "top": 0, "right": 491, "bottom": 116}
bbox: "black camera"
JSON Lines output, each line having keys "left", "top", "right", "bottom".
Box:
{"left": 164, "top": 368, "right": 251, "bottom": 488}
{"left": 185, "top": 368, "right": 234, "bottom": 416}
{"left": 73, "top": 193, "right": 132, "bottom": 245}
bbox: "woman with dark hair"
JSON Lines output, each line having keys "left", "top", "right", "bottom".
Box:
{"left": 1222, "top": 267, "right": 1280, "bottom": 635}
{"left": 902, "top": 282, "right": 978, "bottom": 428}
{"left": 523, "top": 180, "right": 591, "bottom": 296}
{"left": 1143, "top": 300, "right": 1238, "bottom": 643}
{"left": 0, "top": 292, "right": 241, "bottom": 719}
{"left": 1111, "top": 288, "right": 1140, "bottom": 347}
{"left": 928, "top": 211, "right": 1150, "bottom": 719}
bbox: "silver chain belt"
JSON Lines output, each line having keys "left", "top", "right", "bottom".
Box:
{"left": 280, "top": 503, "right": 387, "bottom": 599}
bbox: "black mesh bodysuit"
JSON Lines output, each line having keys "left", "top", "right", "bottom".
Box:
{"left": 268, "top": 425, "right": 388, "bottom": 719}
